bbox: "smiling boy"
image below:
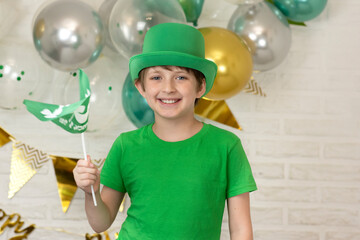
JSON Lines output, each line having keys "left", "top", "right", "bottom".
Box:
{"left": 73, "top": 23, "right": 257, "bottom": 240}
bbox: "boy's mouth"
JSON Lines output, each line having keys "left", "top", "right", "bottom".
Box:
{"left": 158, "top": 99, "right": 181, "bottom": 104}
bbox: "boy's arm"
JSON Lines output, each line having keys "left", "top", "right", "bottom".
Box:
{"left": 73, "top": 158, "right": 125, "bottom": 233}
{"left": 227, "top": 192, "right": 253, "bottom": 240}
{"left": 85, "top": 186, "right": 125, "bottom": 233}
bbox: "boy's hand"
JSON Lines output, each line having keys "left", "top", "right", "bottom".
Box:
{"left": 73, "top": 156, "right": 101, "bottom": 194}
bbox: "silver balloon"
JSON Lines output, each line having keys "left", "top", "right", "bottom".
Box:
{"left": 228, "top": 1, "right": 291, "bottom": 71}
{"left": 108, "top": 0, "right": 186, "bottom": 59}
{"left": 32, "top": 0, "right": 105, "bottom": 72}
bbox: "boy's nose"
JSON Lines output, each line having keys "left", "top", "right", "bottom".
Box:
{"left": 162, "top": 79, "right": 176, "bottom": 93}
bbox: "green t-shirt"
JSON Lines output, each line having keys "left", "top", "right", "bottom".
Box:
{"left": 100, "top": 123, "right": 257, "bottom": 240}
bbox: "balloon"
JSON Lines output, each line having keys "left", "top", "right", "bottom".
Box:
{"left": 225, "top": 0, "right": 263, "bottom": 4}
{"left": 122, "top": 73, "right": 154, "bottom": 128}
{"left": 0, "top": 39, "right": 53, "bottom": 110}
{"left": 228, "top": 1, "right": 291, "bottom": 71}
{"left": 53, "top": 55, "right": 125, "bottom": 132}
{"left": 32, "top": 0, "right": 105, "bottom": 72}
{"left": 108, "top": 0, "right": 186, "bottom": 59}
{"left": 198, "top": 27, "right": 253, "bottom": 100}
{"left": 273, "top": 0, "right": 327, "bottom": 22}
{"left": 0, "top": 1, "right": 17, "bottom": 40}
{"left": 98, "top": 0, "right": 118, "bottom": 52}
{"left": 177, "top": 0, "right": 204, "bottom": 26}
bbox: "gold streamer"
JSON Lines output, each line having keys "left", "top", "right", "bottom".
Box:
{"left": 195, "top": 99, "right": 241, "bottom": 130}
{"left": 85, "top": 231, "right": 111, "bottom": 240}
{"left": 243, "top": 77, "right": 267, "bottom": 97}
{"left": 86, "top": 233, "right": 102, "bottom": 240}
{"left": 8, "top": 141, "right": 51, "bottom": 198}
{"left": 0, "top": 208, "right": 36, "bottom": 240}
{"left": 50, "top": 155, "right": 78, "bottom": 213}
{"left": 0, "top": 126, "right": 12, "bottom": 147}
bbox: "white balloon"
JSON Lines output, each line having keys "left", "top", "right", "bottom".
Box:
{"left": 53, "top": 55, "right": 127, "bottom": 132}
{"left": 98, "top": 0, "right": 118, "bottom": 52}
{"left": 0, "top": 39, "right": 54, "bottom": 110}
{"left": 225, "top": 0, "right": 263, "bottom": 5}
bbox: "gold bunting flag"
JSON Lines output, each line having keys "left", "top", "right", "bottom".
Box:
{"left": 50, "top": 155, "right": 78, "bottom": 213}
{"left": 195, "top": 99, "right": 241, "bottom": 130}
{"left": 8, "top": 141, "right": 52, "bottom": 199}
{"left": 0, "top": 126, "right": 12, "bottom": 147}
{"left": 3, "top": 126, "right": 124, "bottom": 214}
{"left": 91, "top": 158, "right": 105, "bottom": 169}
{"left": 243, "top": 77, "right": 266, "bottom": 97}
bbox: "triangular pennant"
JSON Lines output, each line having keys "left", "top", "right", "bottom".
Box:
{"left": 23, "top": 69, "right": 91, "bottom": 134}
{"left": 91, "top": 158, "right": 105, "bottom": 169}
{"left": 0, "top": 126, "right": 12, "bottom": 147}
{"left": 8, "top": 141, "right": 51, "bottom": 198}
{"left": 195, "top": 98, "right": 241, "bottom": 130}
{"left": 50, "top": 155, "right": 78, "bottom": 213}
{"left": 243, "top": 77, "right": 266, "bottom": 97}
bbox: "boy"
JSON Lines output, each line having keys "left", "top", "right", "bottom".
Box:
{"left": 73, "top": 23, "right": 257, "bottom": 240}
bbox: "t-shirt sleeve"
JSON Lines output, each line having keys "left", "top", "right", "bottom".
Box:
{"left": 100, "top": 135, "right": 127, "bottom": 193}
{"left": 226, "top": 138, "right": 257, "bottom": 198}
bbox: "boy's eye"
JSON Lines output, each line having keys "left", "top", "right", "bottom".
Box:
{"left": 151, "top": 76, "right": 161, "bottom": 80}
{"left": 176, "top": 76, "right": 187, "bottom": 80}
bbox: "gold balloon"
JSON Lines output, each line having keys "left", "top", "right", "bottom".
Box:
{"left": 198, "top": 27, "right": 253, "bottom": 100}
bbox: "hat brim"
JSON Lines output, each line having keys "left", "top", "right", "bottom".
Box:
{"left": 129, "top": 51, "right": 217, "bottom": 97}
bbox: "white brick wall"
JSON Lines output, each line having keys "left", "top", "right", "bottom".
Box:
{"left": 1, "top": 0, "right": 360, "bottom": 239}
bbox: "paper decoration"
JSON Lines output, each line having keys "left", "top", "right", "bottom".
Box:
{"left": 0, "top": 126, "right": 11, "bottom": 147}
{"left": 23, "top": 69, "right": 98, "bottom": 207}
{"left": 243, "top": 77, "right": 267, "bottom": 97}
{"left": 8, "top": 141, "right": 51, "bottom": 198}
{"left": 23, "top": 69, "right": 91, "bottom": 133}
{"left": 195, "top": 99, "right": 241, "bottom": 130}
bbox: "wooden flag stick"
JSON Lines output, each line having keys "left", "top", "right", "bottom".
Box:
{"left": 81, "top": 132, "right": 97, "bottom": 206}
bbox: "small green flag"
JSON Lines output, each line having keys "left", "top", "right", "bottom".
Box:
{"left": 23, "top": 69, "right": 91, "bottom": 134}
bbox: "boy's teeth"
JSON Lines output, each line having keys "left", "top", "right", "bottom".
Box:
{"left": 161, "top": 99, "right": 177, "bottom": 104}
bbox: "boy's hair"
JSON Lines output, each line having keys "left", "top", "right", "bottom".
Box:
{"left": 135, "top": 66, "right": 205, "bottom": 105}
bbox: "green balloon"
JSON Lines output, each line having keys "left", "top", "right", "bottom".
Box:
{"left": 273, "top": 0, "right": 327, "bottom": 22}
{"left": 178, "top": 0, "right": 204, "bottom": 26}
{"left": 122, "top": 73, "right": 154, "bottom": 128}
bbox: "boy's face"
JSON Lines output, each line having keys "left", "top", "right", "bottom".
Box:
{"left": 135, "top": 66, "right": 205, "bottom": 121}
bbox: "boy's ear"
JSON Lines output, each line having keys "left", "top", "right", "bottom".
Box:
{"left": 134, "top": 80, "right": 146, "bottom": 97}
{"left": 196, "top": 78, "right": 206, "bottom": 98}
